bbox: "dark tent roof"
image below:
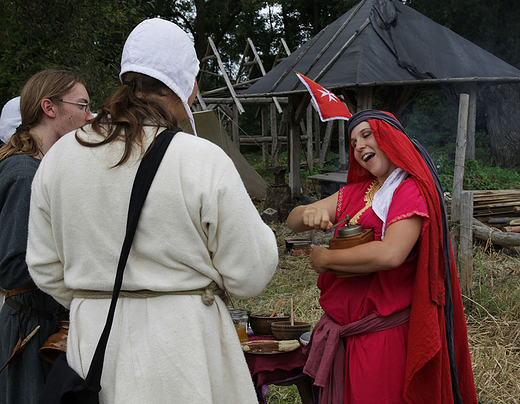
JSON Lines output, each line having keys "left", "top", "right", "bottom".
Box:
{"left": 243, "top": 0, "right": 520, "bottom": 97}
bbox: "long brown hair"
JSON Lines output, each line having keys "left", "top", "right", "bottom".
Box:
{"left": 0, "top": 70, "right": 86, "bottom": 162}
{"left": 77, "top": 72, "right": 178, "bottom": 167}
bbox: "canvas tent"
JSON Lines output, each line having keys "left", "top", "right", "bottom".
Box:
{"left": 244, "top": 0, "right": 520, "bottom": 97}
{"left": 242, "top": 0, "right": 520, "bottom": 196}
{"left": 180, "top": 110, "right": 268, "bottom": 199}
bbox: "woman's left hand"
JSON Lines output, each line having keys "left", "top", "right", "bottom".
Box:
{"left": 309, "top": 245, "right": 331, "bottom": 274}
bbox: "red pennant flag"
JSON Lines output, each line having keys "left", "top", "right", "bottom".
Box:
{"left": 295, "top": 71, "right": 352, "bottom": 122}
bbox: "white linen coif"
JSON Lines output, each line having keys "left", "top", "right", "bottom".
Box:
{"left": 120, "top": 18, "right": 200, "bottom": 137}
{"left": 0, "top": 97, "right": 21, "bottom": 143}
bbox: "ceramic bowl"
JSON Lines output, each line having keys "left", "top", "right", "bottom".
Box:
{"left": 271, "top": 321, "right": 311, "bottom": 340}
{"left": 249, "top": 312, "right": 290, "bottom": 336}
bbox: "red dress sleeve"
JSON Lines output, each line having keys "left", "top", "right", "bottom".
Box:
{"left": 386, "top": 177, "right": 429, "bottom": 235}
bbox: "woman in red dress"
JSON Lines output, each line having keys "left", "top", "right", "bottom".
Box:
{"left": 287, "top": 110, "right": 477, "bottom": 404}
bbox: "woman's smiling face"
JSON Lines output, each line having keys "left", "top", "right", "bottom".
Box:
{"left": 350, "top": 121, "right": 398, "bottom": 184}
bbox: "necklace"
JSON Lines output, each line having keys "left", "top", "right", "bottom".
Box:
{"left": 350, "top": 180, "right": 382, "bottom": 225}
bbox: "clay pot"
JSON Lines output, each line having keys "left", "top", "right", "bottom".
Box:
{"left": 271, "top": 321, "right": 311, "bottom": 340}
{"left": 249, "top": 313, "right": 290, "bottom": 336}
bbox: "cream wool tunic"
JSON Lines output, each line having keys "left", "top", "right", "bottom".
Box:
{"left": 27, "top": 125, "right": 278, "bottom": 404}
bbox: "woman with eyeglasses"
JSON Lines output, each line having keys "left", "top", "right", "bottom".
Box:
{"left": 0, "top": 69, "right": 93, "bottom": 404}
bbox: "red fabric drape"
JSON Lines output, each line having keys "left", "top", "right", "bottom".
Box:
{"left": 346, "top": 115, "right": 477, "bottom": 404}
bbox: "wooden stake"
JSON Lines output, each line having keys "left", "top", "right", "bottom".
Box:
{"left": 290, "top": 298, "right": 294, "bottom": 326}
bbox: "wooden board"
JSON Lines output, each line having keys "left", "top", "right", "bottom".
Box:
{"left": 241, "top": 339, "right": 300, "bottom": 354}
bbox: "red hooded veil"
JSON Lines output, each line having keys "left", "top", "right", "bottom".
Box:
{"left": 346, "top": 110, "right": 477, "bottom": 404}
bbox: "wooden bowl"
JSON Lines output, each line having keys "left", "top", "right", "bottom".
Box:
{"left": 271, "top": 321, "right": 311, "bottom": 340}
{"left": 249, "top": 312, "right": 291, "bottom": 336}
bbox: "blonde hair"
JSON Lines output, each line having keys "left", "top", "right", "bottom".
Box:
{"left": 0, "top": 69, "right": 85, "bottom": 162}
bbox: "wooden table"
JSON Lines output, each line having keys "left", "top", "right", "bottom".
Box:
{"left": 308, "top": 171, "right": 347, "bottom": 198}
{"left": 244, "top": 336, "right": 316, "bottom": 404}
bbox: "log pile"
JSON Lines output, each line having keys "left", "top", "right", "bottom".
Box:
{"left": 472, "top": 190, "right": 520, "bottom": 232}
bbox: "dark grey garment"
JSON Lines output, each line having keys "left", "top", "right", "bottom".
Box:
{"left": 0, "top": 154, "right": 67, "bottom": 404}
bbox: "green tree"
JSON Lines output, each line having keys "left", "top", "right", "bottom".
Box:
{"left": 0, "top": 0, "right": 150, "bottom": 108}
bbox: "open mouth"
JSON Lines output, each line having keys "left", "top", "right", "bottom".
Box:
{"left": 362, "top": 153, "right": 375, "bottom": 162}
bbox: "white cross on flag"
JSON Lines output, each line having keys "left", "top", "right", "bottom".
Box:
{"left": 295, "top": 71, "right": 352, "bottom": 122}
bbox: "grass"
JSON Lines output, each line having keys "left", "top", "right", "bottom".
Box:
{"left": 234, "top": 222, "right": 520, "bottom": 404}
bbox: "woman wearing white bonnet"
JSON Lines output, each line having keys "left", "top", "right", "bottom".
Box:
{"left": 27, "top": 18, "right": 278, "bottom": 404}
{"left": 0, "top": 97, "right": 21, "bottom": 144}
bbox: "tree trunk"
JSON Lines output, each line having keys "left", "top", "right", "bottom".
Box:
{"left": 482, "top": 83, "right": 520, "bottom": 168}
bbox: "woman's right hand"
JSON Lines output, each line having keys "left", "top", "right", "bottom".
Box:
{"left": 301, "top": 206, "right": 333, "bottom": 231}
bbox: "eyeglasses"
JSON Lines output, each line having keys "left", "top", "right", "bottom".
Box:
{"left": 55, "top": 99, "right": 91, "bottom": 114}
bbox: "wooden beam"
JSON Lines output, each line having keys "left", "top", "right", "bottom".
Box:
{"left": 319, "top": 121, "right": 334, "bottom": 168}
{"left": 246, "top": 38, "right": 283, "bottom": 113}
{"left": 288, "top": 95, "right": 302, "bottom": 197}
{"left": 270, "top": 104, "right": 279, "bottom": 165}
{"left": 314, "top": 110, "right": 321, "bottom": 159}
{"left": 465, "top": 83, "right": 477, "bottom": 160}
{"left": 306, "top": 105, "right": 313, "bottom": 172}
{"left": 261, "top": 107, "right": 269, "bottom": 170}
{"left": 452, "top": 93, "right": 470, "bottom": 224}
{"left": 338, "top": 120, "right": 347, "bottom": 170}
{"left": 314, "top": 17, "right": 370, "bottom": 82}
{"left": 293, "top": 0, "right": 368, "bottom": 82}
{"left": 207, "top": 37, "right": 245, "bottom": 114}
{"left": 473, "top": 218, "right": 520, "bottom": 247}
{"left": 356, "top": 87, "right": 373, "bottom": 111}
{"left": 459, "top": 191, "right": 474, "bottom": 299}
{"left": 231, "top": 104, "right": 239, "bottom": 146}
{"left": 293, "top": 94, "right": 311, "bottom": 125}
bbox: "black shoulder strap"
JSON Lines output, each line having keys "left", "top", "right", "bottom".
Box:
{"left": 85, "top": 127, "right": 181, "bottom": 390}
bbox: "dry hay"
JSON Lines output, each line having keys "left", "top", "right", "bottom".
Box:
{"left": 236, "top": 223, "right": 520, "bottom": 403}
{"left": 466, "top": 245, "right": 520, "bottom": 403}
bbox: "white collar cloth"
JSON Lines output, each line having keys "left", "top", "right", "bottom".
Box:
{"left": 372, "top": 168, "right": 408, "bottom": 239}
{"left": 0, "top": 97, "right": 21, "bottom": 143}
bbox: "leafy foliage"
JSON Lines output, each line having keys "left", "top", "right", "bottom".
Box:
{"left": 0, "top": 0, "right": 150, "bottom": 108}
{"left": 437, "top": 155, "right": 520, "bottom": 192}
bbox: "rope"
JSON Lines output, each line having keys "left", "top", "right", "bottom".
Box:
{"left": 74, "top": 281, "right": 228, "bottom": 306}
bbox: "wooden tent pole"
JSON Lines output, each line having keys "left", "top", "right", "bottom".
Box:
{"left": 270, "top": 104, "right": 279, "bottom": 165}
{"left": 451, "top": 93, "right": 470, "bottom": 264}
{"left": 339, "top": 120, "right": 347, "bottom": 171}
{"left": 466, "top": 83, "right": 477, "bottom": 160}
{"left": 288, "top": 95, "right": 302, "bottom": 197}
{"left": 306, "top": 105, "right": 314, "bottom": 171}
